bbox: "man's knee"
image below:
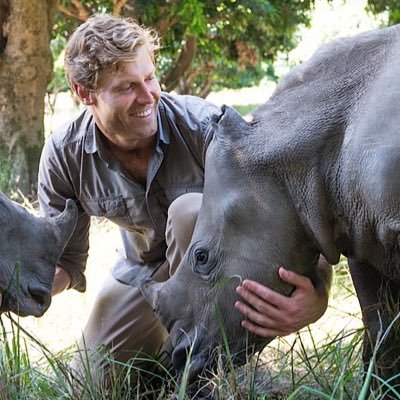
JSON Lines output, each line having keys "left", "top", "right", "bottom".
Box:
{"left": 166, "top": 193, "right": 202, "bottom": 276}
{"left": 167, "top": 192, "right": 202, "bottom": 241}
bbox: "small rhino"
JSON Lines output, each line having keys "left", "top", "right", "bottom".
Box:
{"left": 0, "top": 192, "right": 77, "bottom": 316}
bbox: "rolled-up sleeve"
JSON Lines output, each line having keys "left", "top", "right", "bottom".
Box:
{"left": 38, "top": 137, "right": 88, "bottom": 292}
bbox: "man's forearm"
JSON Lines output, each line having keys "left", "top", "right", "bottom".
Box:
{"left": 52, "top": 266, "right": 72, "bottom": 296}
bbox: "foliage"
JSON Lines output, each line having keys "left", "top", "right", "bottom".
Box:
{"left": 0, "top": 157, "right": 12, "bottom": 195}
{"left": 49, "top": 0, "right": 400, "bottom": 98}
{"left": 367, "top": 0, "right": 400, "bottom": 24}
{"left": 138, "top": 0, "right": 317, "bottom": 96}
{"left": 49, "top": 0, "right": 319, "bottom": 97}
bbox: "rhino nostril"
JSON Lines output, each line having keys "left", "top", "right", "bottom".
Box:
{"left": 172, "top": 341, "right": 191, "bottom": 371}
{"left": 172, "top": 335, "right": 211, "bottom": 382}
{"left": 28, "top": 285, "right": 51, "bottom": 312}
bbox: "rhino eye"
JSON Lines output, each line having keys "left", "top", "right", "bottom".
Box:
{"left": 195, "top": 249, "right": 208, "bottom": 265}
{"left": 191, "top": 247, "right": 216, "bottom": 278}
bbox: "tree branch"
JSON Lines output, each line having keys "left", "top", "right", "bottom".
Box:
{"left": 185, "top": 63, "right": 214, "bottom": 89}
{"left": 183, "top": 63, "right": 215, "bottom": 97}
{"left": 154, "top": 6, "right": 178, "bottom": 37}
{"left": 161, "top": 35, "right": 197, "bottom": 92}
{"left": 70, "top": 0, "right": 89, "bottom": 20}
{"left": 112, "top": 0, "right": 128, "bottom": 16}
{"left": 57, "top": 0, "right": 89, "bottom": 22}
{"left": 198, "top": 71, "right": 214, "bottom": 98}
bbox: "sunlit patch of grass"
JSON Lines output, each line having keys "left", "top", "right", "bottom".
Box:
{"left": 0, "top": 313, "right": 179, "bottom": 399}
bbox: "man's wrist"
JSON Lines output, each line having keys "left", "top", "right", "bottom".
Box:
{"left": 52, "top": 266, "right": 72, "bottom": 295}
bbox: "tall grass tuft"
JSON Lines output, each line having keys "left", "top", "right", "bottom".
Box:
{"left": 0, "top": 313, "right": 178, "bottom": 399}
{"left": 0, "top": 260, "right": 398, "bottom": 399}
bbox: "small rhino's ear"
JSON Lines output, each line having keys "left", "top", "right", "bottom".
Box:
{"left": 47, "top": 199, "right": 78, "bottom": 250}
{"left": 215, "top": 105, "right": 250, "bottom": 141}
{"left": 0, "top": 192, "right": 12, "bottom": 225}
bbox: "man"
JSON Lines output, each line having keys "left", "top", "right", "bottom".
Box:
{"left": 38, "top": 14, "right": 331, "bottom": 382}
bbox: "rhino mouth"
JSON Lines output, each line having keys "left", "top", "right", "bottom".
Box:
{"left": 0, "top": 293, "right": 21, "bottom": 315}
{"left": 0, "top": 288, "right": 51, "bottom": 317}
{"left": 171, "top": 332, "right": 215, "bottom": 382}
{"left": 170, "top": 329, "right": 258, "bottom": 382}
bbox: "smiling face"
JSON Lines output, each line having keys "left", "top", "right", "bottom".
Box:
{"left": 82, "top": 45, "right": 161, "bottom": 151}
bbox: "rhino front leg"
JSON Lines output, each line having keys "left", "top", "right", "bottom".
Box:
{"left": 348, "top": 259, "right": 400, "bottom": 391}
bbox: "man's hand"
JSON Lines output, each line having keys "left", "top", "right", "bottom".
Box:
{"left": 235, "top": 258, "right": 332, "bottom": 338}
{"left": 52, "top": 266, "right": 71, "bottom": 296}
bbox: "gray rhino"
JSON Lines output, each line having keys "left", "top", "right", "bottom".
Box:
{"left": 141, "top": 24, "right": 400, "bottom": 387}
{"left": 0, "top": 192, "right": 77, "bottom": 316}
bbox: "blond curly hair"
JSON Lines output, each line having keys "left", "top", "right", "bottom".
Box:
{"left": 64, "top": 14, "right": 160, "bottom": 90}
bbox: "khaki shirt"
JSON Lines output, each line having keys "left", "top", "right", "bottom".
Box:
{"left": 38, "top": 93, "right": 221, "bottom": 292}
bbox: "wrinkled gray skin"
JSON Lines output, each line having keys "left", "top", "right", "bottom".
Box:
{"left": 141, "top": 25, "right": 400, "bottom": 383}
{"left": 0, "top": 193, "right": 77, "bottom": 317}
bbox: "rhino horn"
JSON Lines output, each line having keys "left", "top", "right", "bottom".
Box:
{"left": 48, "top": 199, "right": 78, "bottom": 249}
{"left": 139, "top": 278, "right": 163, "bottom": 310}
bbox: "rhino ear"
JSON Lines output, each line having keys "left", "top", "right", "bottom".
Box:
{"left": 215, "top": 105, "right": 250, "bottom": 141}
{"left": 47, "top": 199, "right": 78, "bottom": 249}
{"left": 0, "top": 192, "right": 13, "bottom": 225}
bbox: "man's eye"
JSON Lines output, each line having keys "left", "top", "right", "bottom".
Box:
{"left": 118, "top": 84, "right": 133, "bottom": 91}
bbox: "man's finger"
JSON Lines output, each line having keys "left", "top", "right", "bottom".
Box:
{"left": 234, "top": 300, "right": 275, "bottom": 326}
{"left": 235, "top": 285, "right": 287, "bottom": 321}
{"left": 279, "top": 268, "right": 313, "bottom": 290}
{"left": 235, "top": 300, "right": 286, "bottom": 336}
{"left": 241, "top": 319, "right": 289, "bottom": 338}
{"left": 239, "top": 279, "right": 290, "bottom": 309}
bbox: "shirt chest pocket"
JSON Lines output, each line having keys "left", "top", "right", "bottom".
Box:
{"left": 81, "top": 196, "right": 134, "bottom": 228}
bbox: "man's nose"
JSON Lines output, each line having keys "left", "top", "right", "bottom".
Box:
{"left": 136, "top": 83, "right": 153, "bottom": 103}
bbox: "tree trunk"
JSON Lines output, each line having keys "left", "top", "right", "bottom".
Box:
{"left": 0, "top": 0, "right": 56, "bottom": 195}
{"left": 160, "top": 35, "right": 197, "bottom": 93}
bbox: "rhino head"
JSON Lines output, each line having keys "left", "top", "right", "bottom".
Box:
{"left": 0, "top": 193, "right": 78, "bottom": 317}
{"left": 141, "top": 106, "right": 333, "bottom": 380}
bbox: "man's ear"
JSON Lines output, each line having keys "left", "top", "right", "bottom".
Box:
{"left": 73, "top": 83, "right": 96, "bottom": 105}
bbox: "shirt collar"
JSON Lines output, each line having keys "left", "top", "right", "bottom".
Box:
{"left": 84, "top": 112, "right": 100, "bottom": 154}
{"left": 157, "top": 99, "right": 171, "bottom": 145}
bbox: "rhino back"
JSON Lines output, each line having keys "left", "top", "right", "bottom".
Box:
{"left": 337, "top": 33, "right": 400, "bottom": 281}
{"left": 245, "top": 25, "right": 400, "bottom": 277}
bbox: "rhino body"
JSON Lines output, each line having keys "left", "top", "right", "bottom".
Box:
{"left": 141, "top": 24, "right": 400, "bottom": 385}
{"left": 0, "top": 192, "right": 77, "bottom": 316}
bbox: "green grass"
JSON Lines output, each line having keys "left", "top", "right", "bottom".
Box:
{"left": 0, "top": 263, "right": 398, "bottom": 399}
{"left": 232, "top": 104, "right": 261, "bottom": 116}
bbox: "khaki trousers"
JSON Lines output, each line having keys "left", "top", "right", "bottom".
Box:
{"left": 72, "top": 193, "right": 202, "bottom": 381}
